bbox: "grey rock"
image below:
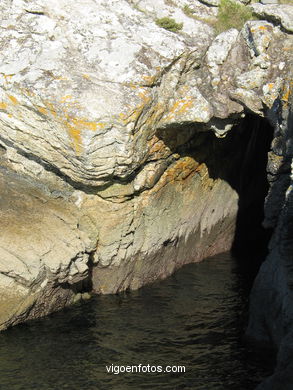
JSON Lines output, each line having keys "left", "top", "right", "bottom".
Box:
{"left": 247, "top": 81, "right": 293, "bottom": 390}
{"left": 251, "top": 4, "right": 293, "bottom": 33}
{"left": 260, "top": 0, "right": 279, "bottom": 5}
{"left": 0, "top": 12, "right": 292, "bottom": 388}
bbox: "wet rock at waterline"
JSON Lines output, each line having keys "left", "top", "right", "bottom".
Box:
{"left": 0, "top": 1, "right": 293, "bottom": 388}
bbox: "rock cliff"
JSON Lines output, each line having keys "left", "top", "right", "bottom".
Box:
{"left": 0, "top": 1, "right": 292, "bottom": 387}
{"left": 247, "top": 79, "right": 293, "bottom": 389}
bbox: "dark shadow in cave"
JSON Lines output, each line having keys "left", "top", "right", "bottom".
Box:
{"left": 156, "top": 113, "right": 275, "bottom": 279}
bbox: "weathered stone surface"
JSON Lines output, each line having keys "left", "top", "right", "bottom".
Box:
{"left": 247, "top": 80, "right": 293, "bottom": 389}
{"left": 251, "top": 4, "right": 293, "bottom": 33}
{"left": 0, "top": 6, "right": 292, "bottom": 379}
{"left": 198, "top": 0, "right": 220, "bottom": 7}
{"left": 0, "top": 167, "right": 95, "bottom": 329}
{"left": 260, "top": 0, "right": 279, "bottom": 5}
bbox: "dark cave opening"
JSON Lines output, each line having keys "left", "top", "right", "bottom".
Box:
{"left": 230, "top": 114, "right": 274, "bottom": 274}
{"left": 156, "top": 112, "right": 275, "bottom": 279}
{"left": 156, "top": 113, "right": 277, "bottom": 383}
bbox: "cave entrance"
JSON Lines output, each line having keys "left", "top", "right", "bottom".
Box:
{"left": 230, "top": 114, "right": 274, "bottom": 270}
{"left": 156, "top": 112, "right": 275, "bottom": 276}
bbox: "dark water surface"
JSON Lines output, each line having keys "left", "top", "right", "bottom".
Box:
{"left": 0, "top": 252, "right": 273, "bottom": 390}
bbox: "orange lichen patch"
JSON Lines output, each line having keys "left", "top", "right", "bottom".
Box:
{"left": 60, "top": 109, "right": 106, "bottom": 153}
{"left": 44, "top": 101, "right": 57, "bottom": 117}
{"left": 142, "top": 74, "right": 158, "bottom": 86}
{"left": 175, "top": 98, "right": 194, "bottom": 115}
{"left": 97, "top": 122, "right": 106, "bottom": 129}
{"left": 0, "top": 102, "right": 7, "bottom": 110}
{"left": 17, "top": 87, "right": 35, "bottom": 98}
{"left": 123, "top": 82, "right": 138, "bottom": 90}
{"left": 8, "top": 95, "right": 19, "bottom": 105}
{"left": 153, "top": 157, "right": 200, "bottom": 193}
{"left": 1, "top": 74, "right": 13, "bottom": 86}
{"left": 147, "top": 136, "right": 170, "bottom": 160}
{"left": 60, "top": 95, "right": 73, "bottom": 103}
{"left": 37, "top": 106, "right": 48, "bottom": 116}
{"left": 120, "top": 109, "right": 143, "bottom": 125}
{"left": 164, "top": 96, "right": 194, "bottom": 122}
{"left": 119, "top": 89, "right": 152, "bottom": 125}
{"left": 138, "top": 90, "right": 151, "bottom": 102}
{"left": 61, "top": 113, "right": 107, "bottom": 153}
{"left": 194, "top": 163, "right": 208, "bottom": 176}
{"left": 148, "top": 136, "right": 165, "bottom": 154}
{"left": 119, "top": 112, "right": 128, "bottom": 121}
{"left": 178, "top": 85, "right": 190, "bottom": 94}
{"left": 250, "top": 25, "right": 268, "bottom": 33}
{"left": 66, "top": 124, "right": 82, "bottom": 154}
{"left": 12, "top": 92, "right": 105, "bottom": 154}
{"left": 54, "top": 75, "right": 68, "bottom": 81}
{"left": 281, "top": 82, "right": 292, "bottom": 105}
{"left": 71, "top": 117, "right": 98, "bottom": 131}
{"left": 267, "top": 83, "right": 274, "bottom": 90}
{"left": 142, "top": 102, "right": 165, "bottom": 128}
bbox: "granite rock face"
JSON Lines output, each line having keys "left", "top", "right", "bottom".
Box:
{"left": 0, "top": 2, "right": 292, "bottom": 373}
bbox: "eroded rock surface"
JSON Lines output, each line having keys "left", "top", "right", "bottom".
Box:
{"left": 251, "top": 4, "right": 293, "bottom": 33}
{"left": 0, "top": 8, "right": 293, "bottom": 388}
{"left": 247, "top": 81, "right": 293, "bottom": 390}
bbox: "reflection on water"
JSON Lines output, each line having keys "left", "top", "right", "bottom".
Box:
{"left": 0, "top": 252, "right": 273, "bottom": 390}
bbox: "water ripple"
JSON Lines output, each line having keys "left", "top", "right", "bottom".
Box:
{"left": 0, "top": 252, "right": 274, "bottom": 390}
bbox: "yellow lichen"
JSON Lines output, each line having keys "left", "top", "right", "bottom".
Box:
{"left": 54, "top": 75, "right": 68, "bottom": 81}
{"left": 123, "top": 82, "right": 138, "bottom": 90}
{"left": 71, "top": 117, "right": 98, "bottom": 131}
{"left": 97, "top": 122, "right": 106, "bottom": 129}
{"left": 44, "top": 101, "right": 57, "bottom": 117}
{"left": 282, "top": 84, "right": 292, "bottom": 102}
{"left": 151, "top": 157, "right": 201, "bottom": 194}
{"left": 37, "top": 106, "right": 48, "bottom": 116}
{"left": 0, "top": 102, "right": 7, "bottom": 110}
{"left": 163, "top": 96, "right": 195, "bottom": 122}
{"left": 8, "top": 95, "right": 19, "bottom": 105}
{"left": 60, "top": 95, "right": 73, "bottom": 103}
{"left": 142, "top": 74, "right": 157, "bottom": 86}
{"left": 119, "top": 89, "right": 152, "bottom": 125}
{"left": 143, "top": 102, "right": 165, "bottom": 128}
{"left": 66, "top": 124, "right": 82, "bottom": 154}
